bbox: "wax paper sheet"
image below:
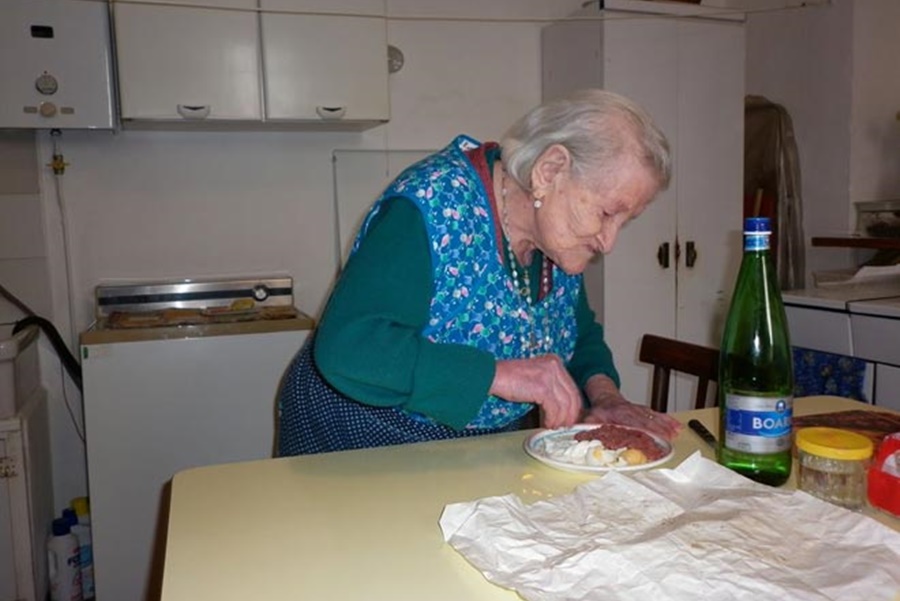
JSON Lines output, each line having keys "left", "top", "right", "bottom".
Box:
{"left": 439, "top": 453, "right": 900, "bottom": 601}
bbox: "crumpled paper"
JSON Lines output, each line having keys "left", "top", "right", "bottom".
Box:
{"left": 439, "top": 453, "right": 900, "bottom": 601}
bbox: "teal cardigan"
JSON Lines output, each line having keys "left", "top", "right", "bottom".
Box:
{"left": 314, "top": 196, "right": 620, "bottom": 430}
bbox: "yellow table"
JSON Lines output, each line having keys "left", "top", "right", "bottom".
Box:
{"left": 159, "top": 396, "right": 899, "bottom": 601}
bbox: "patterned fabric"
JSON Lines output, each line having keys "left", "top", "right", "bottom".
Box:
{"left": 276, "top": 334, "right": 524, "bottom": 456}
{"left": 277, "top": 135, "right": 587, "bottom": 455}
{"left": 793, "top": 347, "right": 868, "bottom": 401}
{"left": 357, "top": 135, "right": 581, "bottom": 428}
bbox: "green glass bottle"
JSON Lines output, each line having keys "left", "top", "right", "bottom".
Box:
{"left": 717, "top": 217, "right": 794, "bottom": 486}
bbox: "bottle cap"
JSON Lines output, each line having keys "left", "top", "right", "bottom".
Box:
{"left": 744, "top": 217, "right": 771, "bottom": 233}
{"left": 71, "top": 496, "right": 90, "bottom": 517}
{"left": 796, "top": 427, "right": 874, "bottom": 461}
{"left": 61, "top": 508, "right": 78, "bottom": 526}
{"left": 51, "top": 517, "right": 71, "bottom": 537}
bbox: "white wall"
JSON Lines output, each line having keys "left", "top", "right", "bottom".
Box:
{"left": 745, "top": 0, "right": 900, "bottom": 281}
{"left": 25, "top": 0, "right": 582, "bottom": 514}
{"left": 745, "top": 0, "right": 856, "bottom": 279}
{"left": 850, "top": 0, "right": 900, "bottom": 203}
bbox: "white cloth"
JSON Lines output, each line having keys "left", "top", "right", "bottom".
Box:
{"left": 440, "top": 453, "right": 900, "bottom": 601}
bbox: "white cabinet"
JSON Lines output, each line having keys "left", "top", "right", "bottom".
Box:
{"left": 542, "top": 1, "right": 745, "bottom": 411}
{"left": 850, "top": 297, "right": 900, "bottom": 410}
{"left": 113, "top": 0, "right": 389, "bottom": 129}
{"left": 114, "top": 0, "right": 262, "bottom": 125}
{"left": 784, "top": 304, "right": 853, "bottom": 356}
{"left": 0, "top": 391, "right": 52, "bottom": 601}
{"left": 875, "top": 364, "right": 900, "bottom": 412}
{"left": 261, "top": 0, "right": 389, "bottom": 126}
{"left": 81, "top": 327, "right": 309, "bottom": 601}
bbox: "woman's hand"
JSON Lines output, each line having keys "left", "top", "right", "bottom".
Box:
{"left": 581, "top": 375, "right": 682, "bottom": 441}
{"left": 490, "top": 355, "right": 582, "bottom": 429}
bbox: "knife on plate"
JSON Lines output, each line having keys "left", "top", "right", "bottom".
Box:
{"left": 688, "top": 419, "right": 718, "bottom": 450}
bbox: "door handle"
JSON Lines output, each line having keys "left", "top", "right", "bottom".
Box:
{"left": 657, "top": 242, "right": 670, "bottom": 269}
{"left": 686, "top": 240, "right": 698, "bottom": 268}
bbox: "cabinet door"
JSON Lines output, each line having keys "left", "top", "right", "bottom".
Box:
{"left": 875, "top": 364, "right": 900, "bottom": 411}
{"left": 0, "top": 428, "right": 34, "bottom": 601}
{"left": 671, "top": 19, "right": 745, "bottom": 410}
{"left": 260, "top": 0, "right": 389, "bottom": 123}
{"left": 599, "top": 17, "right": 680, "bottom": 405}
{"left": 114, "top": 0, "right": 262, "bottom": 122}
{"left": 0, "top": 434, "right": 14, "bottom": 601}
{"left": 673, "top": 19, "right": 745, "bottom": 348}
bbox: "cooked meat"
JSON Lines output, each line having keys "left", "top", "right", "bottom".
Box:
{"left": 573, "top": 424, "right": 666, "bottom": 461}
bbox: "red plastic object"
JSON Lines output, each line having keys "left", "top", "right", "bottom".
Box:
{"left": 868, "top": 433, "right": 900, "bottom": 516}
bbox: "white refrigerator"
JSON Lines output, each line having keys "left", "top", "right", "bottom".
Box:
{"left": 81, "top": 321, "right": 310, "bottom": 601}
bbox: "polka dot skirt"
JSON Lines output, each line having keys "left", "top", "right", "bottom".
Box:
{"left": 276, "top": 335, "right": 523, "bottom": 456}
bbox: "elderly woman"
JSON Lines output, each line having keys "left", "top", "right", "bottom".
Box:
{"left": 278, "top": 89, "right": 681, "bottom": 456}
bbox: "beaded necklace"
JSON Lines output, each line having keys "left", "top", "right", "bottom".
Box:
{"left": 499, "top": 172, "right": 554, "bottom": 356}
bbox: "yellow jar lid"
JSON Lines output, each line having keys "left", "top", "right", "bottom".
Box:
{"left": 796, "top": 427, "right": 874, "bottom": 460}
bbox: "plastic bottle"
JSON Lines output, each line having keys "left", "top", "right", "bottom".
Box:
{"left": 70, "top": 497, "right": 95, "bottom": 600}
{"left": 717, "top": 217, "right": 794, "bottom": 486}
{"left": 59, "top": 508, "right": 83, "bottom": 591}
{"left": 48, "top": 517, "right": 82, "bottom": 601}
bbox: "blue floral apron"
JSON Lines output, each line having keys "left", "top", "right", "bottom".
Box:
{"left": 278, "top": 136, "right": 581, "bottom": 455}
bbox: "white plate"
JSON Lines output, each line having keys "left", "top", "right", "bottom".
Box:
{"left": 524, "top": 424, "right": 674, "bottom": 474}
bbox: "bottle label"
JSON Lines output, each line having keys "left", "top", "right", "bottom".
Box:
{"left": 723, "top": 394, "right": 793, "bottom": 453}
{"left": 744, "top": 232, "right": 770, "bottom": 252}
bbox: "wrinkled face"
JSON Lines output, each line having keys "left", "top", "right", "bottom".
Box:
{"left": 535, "top": 160, "right": 659, "bottom": 275}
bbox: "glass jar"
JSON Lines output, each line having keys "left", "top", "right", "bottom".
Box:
{"left": 796, "top": 427, "right": 874, "bottom": 510}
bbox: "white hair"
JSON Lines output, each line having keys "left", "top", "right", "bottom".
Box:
{"left": 500, "top": 89, "right": 671, "bottom": 193}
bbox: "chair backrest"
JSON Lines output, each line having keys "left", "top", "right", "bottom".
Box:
{"left": 638, "top": 334, "right": 720, "bottom": 413}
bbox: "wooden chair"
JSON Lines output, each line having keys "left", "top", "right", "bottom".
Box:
{"left": 639, "top": 334, "right": 720, "bottom": 413}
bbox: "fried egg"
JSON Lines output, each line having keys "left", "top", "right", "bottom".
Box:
{"left": 540, "top": 437, "right": 635, "bottom": 467}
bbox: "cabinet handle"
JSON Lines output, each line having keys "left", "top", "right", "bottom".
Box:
{"left": 657, "top": 242, "right": 670, "bottom": 269}
{"left": 316, "top": 106, "right": 346, "bottom": 120}
{"left": 176, "top": 104, "right": 211, "bottom": 120}
{"left": 686, "top": 240, "right": 698, "bottom": 268}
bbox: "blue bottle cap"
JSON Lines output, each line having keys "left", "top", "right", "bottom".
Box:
{"left": 52, "top": 517, "right": 71, "bottom": 537}
{"left": 62, "top": 508, "right": 77, "bottom": 525}
{"left": 744, "top": 217, "right": 771, "bottom": 233}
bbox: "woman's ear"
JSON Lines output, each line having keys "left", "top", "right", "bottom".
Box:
{"left": 530, "top": 144, "right": 571, "bottom": 198}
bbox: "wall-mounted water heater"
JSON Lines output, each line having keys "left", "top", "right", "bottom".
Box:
{"left": 0, "top": 0, "right": 116, "bottom": 130}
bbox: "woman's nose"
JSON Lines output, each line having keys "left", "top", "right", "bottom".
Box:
{"left": 596, "top": 226, "right": 620, "bottom": 254}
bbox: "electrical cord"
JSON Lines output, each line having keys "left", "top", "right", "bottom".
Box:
{"left": 0, "top": 280, "right": 35, "bottom": 318}
{"left": 59, "top": 360, "right": 85, "bottom": 443}
{"left": 3, "top": 280, "right": 85, "bottom": 441}
{"left": 12, "top": 315, "right": 82, "bottom": 393}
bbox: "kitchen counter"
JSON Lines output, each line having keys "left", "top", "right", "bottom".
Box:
{"left": 79, "top": 312, "right": 315, "bottom": 345}
{"left": 159, "top": 396, "right": 900, "bottom": 601}
{"left": 782, "top": 280, "right": 900, "bottom": 408}
{"left": 782, "top": 278, "right": 900, "bottom": 311}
